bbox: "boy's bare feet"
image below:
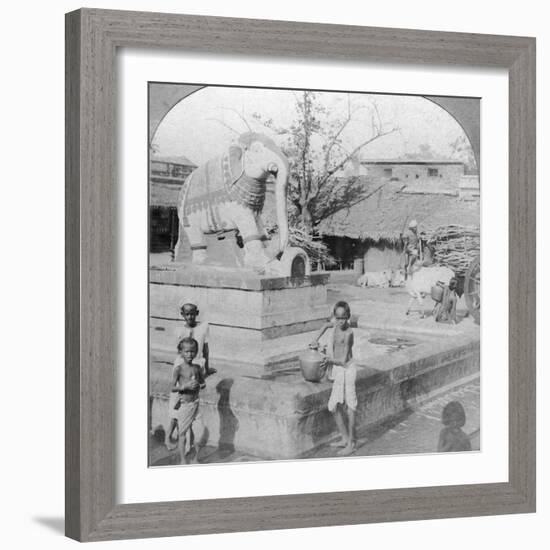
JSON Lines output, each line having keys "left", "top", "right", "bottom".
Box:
{"left": 329, "top": 438, "right": 347, "bottom": 448}
{"left": 338, "top": 442, "right": 356, "bottom": 456}
{"left": 165, "top": 432, "right": 178, "bottom": 451}
{"left": 185, "top": 445, "right": 198, "bottom": 464}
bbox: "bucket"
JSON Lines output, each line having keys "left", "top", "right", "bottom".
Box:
{"left": 299, "top": 347, "right": 328, "bottom": 382}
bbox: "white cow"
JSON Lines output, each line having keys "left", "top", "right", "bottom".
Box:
{"left": 405, "top": 265, "right": 455, "bottom": 318}
{"left": 389, "top": 268, "right": 406, "bottom": 287}
{"left": 357, "top": 269, "right": 393, "bottom": 288}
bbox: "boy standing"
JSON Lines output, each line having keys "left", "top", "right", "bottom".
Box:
{"left": 434, "top": 278, "right": 458, "bottom": 324}
{"left": 166, "top": 337, "right": 207, "bottom": 464}
{"left": 176, "top": 302, "right": 216, "bottom": 376}
{"left": 312, "top": 301, "right": 357, "bottom": 455}
{"left": 403, "top": 219, "right": 421, "bottom": 277}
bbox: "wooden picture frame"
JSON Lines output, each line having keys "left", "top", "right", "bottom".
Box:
{"left": 65, "top": 8, "right": 535, "bottom": 542}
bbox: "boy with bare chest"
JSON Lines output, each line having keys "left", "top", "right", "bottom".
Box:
{"left": 311, "top": 301, "right": 357, "bottom": 455}
{"left": 332, "top": 320, "right": 354, "bottom": 365}
{"left": 165, "top": 337, "right": 207, "bottom": 463}
{"left": 176, "top": 302, "right": 216, "bottom": 376}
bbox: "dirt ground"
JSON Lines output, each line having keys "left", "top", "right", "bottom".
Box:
{"left": 328, "top": 281, "right": 470, "bottom": 312}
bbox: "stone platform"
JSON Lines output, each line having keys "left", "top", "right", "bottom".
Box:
{"left": 150, "top": 325, "right": 480, "bottom": 459}
{"left": 150, "top": 264, "right": 330, "bottom": 372}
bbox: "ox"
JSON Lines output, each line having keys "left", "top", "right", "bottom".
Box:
{"left": 389, "top": 268, "right": 406, "bottom": 287}
{"left": 357, "top": 269, "right": 393, "bottom": 288}
{"left": 405, "top": 265, "right": 455, "bottom": 318}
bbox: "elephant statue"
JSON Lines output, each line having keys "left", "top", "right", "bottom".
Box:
{"left": 174, "top": 132, "right": 290, "bottom": 273}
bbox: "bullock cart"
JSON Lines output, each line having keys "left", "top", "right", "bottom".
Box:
{"left": 426, "top": 225, "right": 480, "bottom": 324}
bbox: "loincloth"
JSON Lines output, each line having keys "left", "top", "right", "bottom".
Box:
{"left": 168, "top": 396, "right": 200, "bottom": 437}
{"left": 328, "top": 363, "right": 358, "bottom": 411}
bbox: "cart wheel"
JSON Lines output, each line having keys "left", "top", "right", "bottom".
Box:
{"left": 464, "top": 255, "right": 480, "bottom": 324}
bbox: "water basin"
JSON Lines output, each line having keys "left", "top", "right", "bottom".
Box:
{"left": 355, "top": 332, "right": 418, "bottom": 359}
{"left": 244, "top": 329, "right": 421, "bottom": 381}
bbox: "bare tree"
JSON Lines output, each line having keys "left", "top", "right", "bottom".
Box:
{"left": 255, "top": 91, "right": 398, "bottom": 233}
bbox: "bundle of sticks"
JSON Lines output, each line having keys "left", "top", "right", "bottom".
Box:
{"left": 265, "top": 223, "right": 334, "bottom": 265}
{"left": 289, "top": 225, "right": 334, "bottom": 265}
{"left": 426, "top": 225, "right": 480, "bottom": 277}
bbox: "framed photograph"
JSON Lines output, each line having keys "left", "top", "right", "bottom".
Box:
{"left": 65, "top": 8, "right": 535, "bottom": 542}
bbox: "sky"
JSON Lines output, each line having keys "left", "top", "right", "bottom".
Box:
{"left": 152, "top": 86, "right": 476, "bottom": 169}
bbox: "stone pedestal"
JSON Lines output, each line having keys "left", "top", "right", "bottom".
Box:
{"left": 149, "top": 264, "right": 330, "bottom": 373}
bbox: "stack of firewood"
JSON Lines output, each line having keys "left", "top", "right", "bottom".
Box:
{"left": 265, "top": 223, "right": 335, "bottom": 266}
{"left": 426, "top": 225, "right": 480, "bottom": 277}
{"left": 289, "top": 225, "right": 335, "bottom": 266}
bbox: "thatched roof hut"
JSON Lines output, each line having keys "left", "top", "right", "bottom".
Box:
{"left": 318, "top": 181, "right": 479, "bottom": 243}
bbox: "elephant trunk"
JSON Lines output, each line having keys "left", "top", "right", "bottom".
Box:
{"left": 275, "top": 163, "right": 289, "bottom": 255}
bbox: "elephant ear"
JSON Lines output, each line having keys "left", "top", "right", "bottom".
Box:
{"left": 222, "top": 141, "right": 268, "bottom": 213}
{"left": 224, "top": 144, "right": 245, "bottom": 187}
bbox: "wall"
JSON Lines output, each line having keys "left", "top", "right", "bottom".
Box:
{"left": 364, "top": 245, "right": 402, "bottom": 272}
{"left": 324, "top": 238, "right": 402, "bottom": 273}
{"left": 362, "top": 162, "right": 464, "bottom": 189}
{"left": 2, "top": 2, "right": 547, "bottom": 550}
{"left": 459, "top": 175, "right": 481, "bottom": 200}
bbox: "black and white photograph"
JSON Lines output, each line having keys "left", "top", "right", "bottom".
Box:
{"left": 148, "top": 83, "right": 481, "bottom": 466}
{"left": 2, "top": 0, "right": 543, "bottom": 546}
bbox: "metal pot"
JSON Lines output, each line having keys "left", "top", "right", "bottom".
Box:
{"left": 299, "top": 346, "right": 328, "bottom": 382}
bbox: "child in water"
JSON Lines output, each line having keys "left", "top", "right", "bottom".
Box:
{"left": 311, "top": 301, "right": 357, "bottom": 455}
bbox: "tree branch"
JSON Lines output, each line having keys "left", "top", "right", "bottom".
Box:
{"left": 319, "top": 126, "right": 398, "bottom": 186}
{"left": 207, "top": 117, "right": 241, "bottom": 136}
{"left": 219, "top": 107, "right": 253, "bottom": 132}
{"left": 323, "top": 112, "right": 352, "bottom": 171}
{"left": 313, "top": 179, "right": 393, "bottom": 225}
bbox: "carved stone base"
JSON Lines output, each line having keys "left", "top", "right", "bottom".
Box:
{"left": 149, "top": 263, "right": 330, "bottom": 373}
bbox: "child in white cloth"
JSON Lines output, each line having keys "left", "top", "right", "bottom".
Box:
{"left": 311, "top": 301, "right": 357, "bottom": 455}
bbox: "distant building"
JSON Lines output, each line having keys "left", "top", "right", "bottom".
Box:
{"left": 149, "top": 155, "right": 197, "bottom": 254}
{"left": 360, "top": 159, "right": 465, "bottom": 194}
{"left": 458, "top": 175, "right": 480, "bottom": 200}
{"left": 318, "top": 158, "right": 479, "bottom": 274}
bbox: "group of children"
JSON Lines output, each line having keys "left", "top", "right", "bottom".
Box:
{"left": 165, "top": 299, "right": 470, "bottom": 464}
{"left": 165, "top": 303, "right": 214, "bottom": 463}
